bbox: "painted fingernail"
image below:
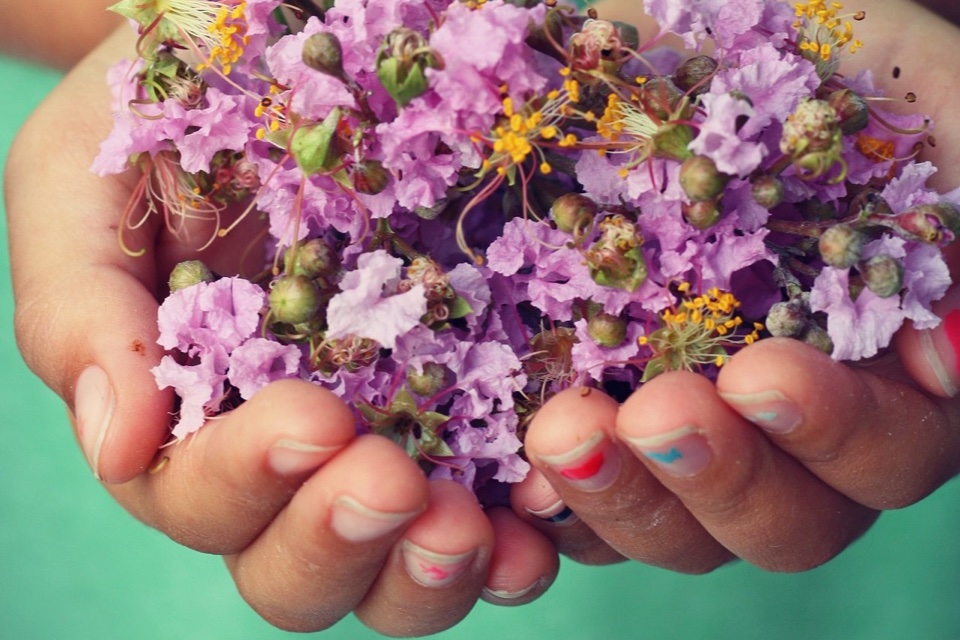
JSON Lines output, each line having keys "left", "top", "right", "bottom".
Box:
{"left": 719, "top": 390, "right": 803, "bottom": 434}
{"left": 329, "top": 495, "right": 420, "bottom": 543}
{"left": 525, "top": 498, "right": 580, "bottom": 526}
{"left": 920, "top": 307, "right": 960, "bottom": 397}
{"left": 536, "top": 432, "right": 621, "bottom": 493}
{"left": 75, "top": 366, "right": 115, "bottom": 480}
{"left": 268, "top": 438, "right": 343, "bottom": 476}
{"left": 624, "top": 425, "right": 711, "bottom": 477}
{"left": 401, "top": 540, "right": 476, "bottom": 588}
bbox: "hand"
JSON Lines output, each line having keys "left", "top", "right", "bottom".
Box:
{"left": 5, "top": 26, "right": 559, "bottom": 635}
{"left": 510, "top": 0, "right": 960, "bottom": 572}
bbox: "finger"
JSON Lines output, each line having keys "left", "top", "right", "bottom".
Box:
{"left": 896, "top": 274, "right": 960, "bottom": 399}
{"left": 480, "top": 507, "right": 559, "bottom": 606}
{"left": 509, "top": 466, "right": 626, "bottom": 566}
{"left": 718, "top": 338, "right": 960, "bottom": 510}
{"left": 107, "top": 379, "right": 355, "bottom": 554}
{"left": 225, "top": 435, "right": 430, "bottom": 632}
{"left": 6, "top": 27, "right": 176, "bottom": 483}
{"left": 618, "top": 370, "right": 879, "bottom": 572}
{"left": 355, "top": 480, "right": 495, "bottom": 637}
{"left": 524, "top": 387, "right": 734, "bottom": 573}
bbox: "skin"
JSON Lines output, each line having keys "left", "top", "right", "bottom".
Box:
{"left": 4, "top": 0, "right": 960, "bottom": 635}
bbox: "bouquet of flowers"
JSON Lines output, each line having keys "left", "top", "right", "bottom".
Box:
{"left": 94, "top": 0, "right": 958, "bottom": 497}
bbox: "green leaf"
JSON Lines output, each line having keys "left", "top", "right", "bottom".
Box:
{"left": 446, "top": 295, "right": 474, "bottom": 320}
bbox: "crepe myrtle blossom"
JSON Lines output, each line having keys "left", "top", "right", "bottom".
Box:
{"left": 92, "top": 0, "right": 957, "bottom": 495}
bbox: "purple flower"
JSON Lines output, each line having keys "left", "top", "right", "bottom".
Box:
{"left": 325, "top": 251, "right": 428, "bottom": 349}
{"left": 228, "top": 338, "right": 302, "bottom": 400}
{"left": 689, "top": 92, "right": 768, "bottom": 176}
{"left": 152, "top": 354, "right": 226, "bottom": 440}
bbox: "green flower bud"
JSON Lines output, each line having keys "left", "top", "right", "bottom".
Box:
{"left": 827, "top": 89, "right": 869, "bottom": 135}
{"left": 406, "top": 362, "right": 451, "bottom": 397}
{"left": 682, "top": 198, "right": 722, "bottom": 230}
{"left": 764, "top": 299, "right": 809, "bottom": 338}
{"left": 551, "top": 193, "right": 597, "bottom": 233}
{"left": 652, "top": 122, "right": 694, "bottom": 162}
{"left": 285, "top": 238, "right": 339, "bottom": 279}
{"left": 587, "top": 312, "right": 627, "bottom": 347}
{"left": 781, "top": 99, "right": 841, "bottom": 156}
{"left": 750, "top": 175, "right": 784, "bottom": 209}
{"left": 351, "top": 159, "right": 391, "bottom": 195}
{"left": 892, "top": 203, "right": 960, "bottom": 246}
{"left": 802, "top": 324, "right": 834, "bottom": 355}
{"left": 819, "top": 224, "right": 865, "bottom": 268}
{"left": 679, "top": 155, "right": 728, "bottom": 201}
{"left": 586, "top": 215, "right": 647, "bottom": 292}
{"left": 674, "top": 55, "right": 718, "bottom": 96}
{"left": 637, "top": 77, "right": 686, "bottom": 121}
{"left": 302, "top": 32, "right": 345, "bottom": 79}
{"left": 269, "top": 275, "right": 321, "bottom": 325}
{"left": 169, "top": 260, "right": 215, "bottom": 292}
{"left": 861, "top": 254, "right": 904, "bottom": 298}
{"left": 376, "top": 27, "right": 442, "bottom": 108}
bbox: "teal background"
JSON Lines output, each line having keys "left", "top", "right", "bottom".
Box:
{"left": 1, "top": 56, "right": 959, "bottom": 640}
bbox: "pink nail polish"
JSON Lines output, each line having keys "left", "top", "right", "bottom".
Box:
{"left": 75, "top": 366, "right": 115, "bottom": 480}
{"left": 624, "top": 425, "right": 711, "bottom": 477}
{"left": 720, "top": 390, "right": 803, "bottom": 434}
{"left": 537, "top": 432, "right": 621, "bottom": 493}
{"left": 401, "top": 540, "right": 475, "bottom": 588}
{"left": 329, "top": 496, "right": 420, "bottom": 543}
{"left": 267, "top": 438, "right": 342, "bottom": 476}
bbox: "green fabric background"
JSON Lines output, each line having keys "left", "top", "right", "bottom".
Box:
{"left": 1, "top": 53, "right": 958, "bottom": 640}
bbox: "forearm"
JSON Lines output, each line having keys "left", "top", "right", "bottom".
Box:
{"left": 0, "top": 1, "right": 122, "bottom": 68}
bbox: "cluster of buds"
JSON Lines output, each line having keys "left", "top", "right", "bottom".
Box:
{"left": 780, "top": 98, "right": 847, "bottom": 182}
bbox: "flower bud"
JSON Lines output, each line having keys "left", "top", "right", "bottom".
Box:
{"left": 351, "top": 159, "right": 391, "bottom": 195}
{"left": 861, "top": 254, "right": 904, "bottom": 298}
{"left": 302, "top": 32, "right": 345, "bottom": 79}
{"left": 652, "top": 122, "right": 694, "bottom": 162}
{"left": 674, "top": 55, "right": 718, "bottom": 96}
{"left": 406, "top": 362, "right": 451, "bottom": 397}
{"left": 679, "top": 155, "right": 728, "bottom": 201}
{"left": 169, "top": 260, "right": 215, "bottom": 292}
{"left": 802, "top": 324, "right": 834, "bottom": 355}
{"left": 848, "top": 188, "right": 892, "bottom": 218}
{"left": 819, "top": 224, "right": 865, "bottom": 268}
{"left": 525, "top": 9, "right": 564, "bottom": 57}
{"left": 568, "top": 19, "right": 625, "bottom": 73}
{"left": 682, "top": 198, "right": 722, "bottom": 230}
{"left": 551, "top": 193, "right": 597, "bottom": 233}
{"left": 764, "top": 299, "right": 809, "bottom": 338}
{"left": 286, "top": 238, "right": 339, "bottom": 279}
{"left": 750, "top": 175, "right": 784, "bottom": 209}
{"left": 587, "top": 312, "right": 627, "bottom": 347}
{"left": 586, "top": 215, "right": 647, "bottom": 292}
{"left": 827, "top": 89, "right": 869, "bottom": 135}
{"left": 892, "top": 203, "right": 960, "bottom": 246}
{"left": 269, "top": 275, "right": 321, "bottom": 325}
{"left": 376, "top": 27, "right": 441, "bottom": 108}
{"left": 637, "top": 77, "right": 686, "bottom": 121}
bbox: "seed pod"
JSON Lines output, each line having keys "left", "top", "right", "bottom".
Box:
{"left": 587, "top": 312, "right": 627, "bottom": 347}
{"left": 801, "top": 324, "right": 834, "bottom": 355}
{"left": 861, "top": 254, "right": 904, "bottom": 298}
{"left": 269, "top": 275, "right": 321, "bottom": 325}
{"left": 169, "top": 260, "right": 215, "bottom": 292}
{"left": 551, "top": 193, "right": 597, "bottom": 233}
{"left": 750, "top": 175, "right": 784, "bottom": 209}
{"left": 819, "top": 224, "right": 865, "bottom": 269}
{"left": 674, "top": 55, "right": 718, "bottom": 96}
{"left": 351, "top": 159, "right": 390, "bottom": 195}
{"left": 679, "top": 155, "right": 728, "bottom": 201}
{"left": 286, "top": 238, "right": 339, "bottom": 280}
{"left": 302, "top": 32, "right": 345, "bottom": 79}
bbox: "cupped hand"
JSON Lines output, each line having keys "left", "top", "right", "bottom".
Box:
{"left": 512, "top": 0, "right": 960, "bottom": 573}
{"left": 5, "top": 26, "right": 558, "bottom": 635}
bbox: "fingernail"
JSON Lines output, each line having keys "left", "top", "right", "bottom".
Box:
{"left": 481, "top": 579, "right": 542, "bottom": 603}
{"left": 719, "top": 390, "right": 803, "bottom": 434}
{"left": 268, "top": 438, "right": 343, "bottom": 476}
{"left": 401, "top": 540, "right": 476, "bottom": 588}
{"left": 536, "top": 432, "right": 621, "bottom": 493}
{"left": 920, "top": 307, "right": 960, "bottom": 397}
{"left": 75, "top": 366, "right": 115, "bottom": 480}
{"left": 624, "top": 425, "right": 711, "bottom": 477}
{"left": 525, "top": 498, "right": 579, "bottom": 526}
{"left": 329, "top": 495, "right": 420, "bottom": 543}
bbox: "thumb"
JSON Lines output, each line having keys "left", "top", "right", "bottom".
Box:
{"left": 7, "top": 26, "right": 173, "bottom": 483}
